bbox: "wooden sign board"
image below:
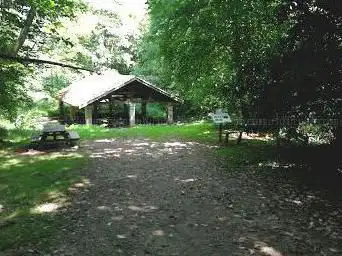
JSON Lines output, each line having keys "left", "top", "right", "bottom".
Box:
{"left": 211, "top": 110, "right": 232, "bottom": 124}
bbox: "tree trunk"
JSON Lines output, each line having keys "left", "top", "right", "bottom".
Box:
{"left": 9, "top": 7, "right": 35, "bottom": 57}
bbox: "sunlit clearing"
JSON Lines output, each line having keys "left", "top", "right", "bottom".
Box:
{"left": 31, "top": 203, "right": 61, "bottom": 214}
{"left": 152, "top": 230, "right": 164, "bottom": 236}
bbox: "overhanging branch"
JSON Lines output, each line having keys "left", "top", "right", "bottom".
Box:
{"left": 0, "top": 54, "right": 96, "bottom": 73}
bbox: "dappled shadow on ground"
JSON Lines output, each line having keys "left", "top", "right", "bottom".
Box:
{"left": 218, "top": 144, "right": 342, "bottom": 255}
{"left": 14, "top": 138, "right": 339, "bottom": 256}
{"left": 85, "top": 138, "right": 218, "bottom": 160}
{"left": 0, "top": 150, "right": 89, "bottom": 252}
{"left": 4, "top": 139, "right": 342, "bottom": 255}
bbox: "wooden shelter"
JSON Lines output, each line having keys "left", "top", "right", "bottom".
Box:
{"left": 58, "top": 70, "right": 178, "bottom": 126}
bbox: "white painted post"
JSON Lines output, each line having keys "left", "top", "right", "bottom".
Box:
{"left": 129, "top": 102, "right": 136, "bottom": 126}
{"left": 85, "top": 105, "right": 93, "bottom": 125}
{"left": 167, "top": 103, "right": 174, "bottom": 124}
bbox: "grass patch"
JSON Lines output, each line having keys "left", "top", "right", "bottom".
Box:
{"left": 0, "top": 128, "right": 37, "bottom": 150}
{"left": 217, "top": 140, "right": 277, "bottom": 166}
{"left": 0, "top": 150, "right": 87, "bottom": 251}
{"left": 69, "top": 121, "right": 218, "bottom": 143}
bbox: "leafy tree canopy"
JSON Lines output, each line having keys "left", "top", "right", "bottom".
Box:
{"left": 136, "top": 0, "right": 342, "bottom": 128}
{"left": 0, "top": 0, "right": 85, "bottom": 119}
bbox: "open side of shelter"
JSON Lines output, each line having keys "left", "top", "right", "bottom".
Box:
{"left": 58, "top": 70, "right": 179, "bottom": 126}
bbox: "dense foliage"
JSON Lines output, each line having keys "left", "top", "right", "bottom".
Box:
{"left": 0, "top": 0, "right": 85, "bottom": 119}
{"left": 136, "top": 1, "right": 342, "bottom": 121}
{"left": 0, "top": 0, "right": 142, "bottom": 121}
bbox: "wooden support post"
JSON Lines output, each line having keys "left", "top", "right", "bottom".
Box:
{"left": 141, "top": 101, "right": 147, "bottom": 119}
{"left": 85, "top": 105, "right": 93, "bottom": 125}
{"left": 167, "top": 103, "right": 174, "bottom": 124}
{"left": 59, "top": 100, "right": 65, "bottom": 124}
{"left": 129, "top": 102, "right": 136, "bottom": 126}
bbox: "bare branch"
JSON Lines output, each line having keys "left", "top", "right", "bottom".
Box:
{"left": 0, "top": 54, "right": 96, "bottom": 73}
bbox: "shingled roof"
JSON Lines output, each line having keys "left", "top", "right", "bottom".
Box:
{"left": 59, "top": 70, "right": 178, "bottom": 108}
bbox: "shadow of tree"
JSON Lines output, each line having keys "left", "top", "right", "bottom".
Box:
{"left": 0, "top": 151, "right": 88, "bottom": 251}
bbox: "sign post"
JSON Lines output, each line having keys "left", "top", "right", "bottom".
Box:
{"left": 211, "top": 109, "right": 232, "bottom": 143}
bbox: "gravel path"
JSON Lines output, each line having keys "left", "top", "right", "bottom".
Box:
{"left": 22, "top": 139, "right": 342, "bottom": 255}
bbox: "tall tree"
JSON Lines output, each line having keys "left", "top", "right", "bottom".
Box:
{"left": 137, "top": 0, "right": 342, "bottom": 135}
{"left": 137, "top": 0, "right": 287, "bottom": 115}
{"left": 0, "top": 0, "right": 85, "bottom": 119}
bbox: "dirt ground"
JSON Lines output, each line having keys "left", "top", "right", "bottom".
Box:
{"left": 8, "top": 139, "right": 342, "bottom": 255}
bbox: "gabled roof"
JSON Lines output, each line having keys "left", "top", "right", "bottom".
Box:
{"left": 59, "top": 70, "right": 178, "bottom": 108}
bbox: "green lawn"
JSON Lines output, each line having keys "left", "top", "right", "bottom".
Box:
{"left": 69, "top": 122, "right": 218, "bottom": 143}
{"left": 0, "top": 150, "right": 87, "bottom": 251}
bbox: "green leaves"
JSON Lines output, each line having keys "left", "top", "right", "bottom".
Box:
{"left": 0, "top": 0, "right": 86, "bottom": 121}
{"left": 137, "top": 0, "right": 287, "bottom": 115}
{"left": 0, "top": 61, "right": 33, "bottom": 120}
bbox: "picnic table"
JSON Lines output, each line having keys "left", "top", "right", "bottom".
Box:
{"left": 31, "top": 124, "right": 80, "bottom": 148}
